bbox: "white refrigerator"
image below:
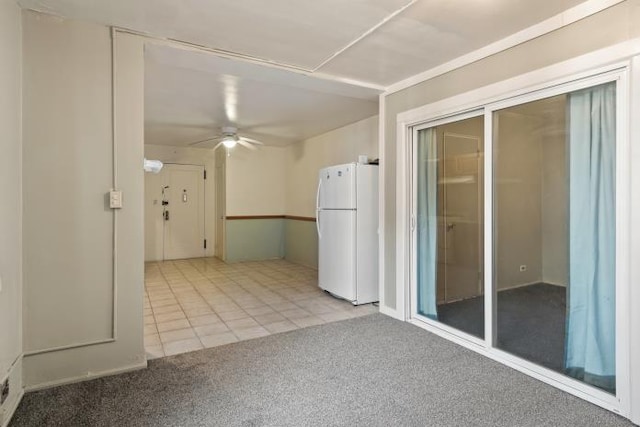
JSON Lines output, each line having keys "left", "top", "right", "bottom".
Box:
{"left": 316, "top": 163, "right": 379, "bottom": 305}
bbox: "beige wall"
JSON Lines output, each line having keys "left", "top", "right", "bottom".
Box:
{"left": 286, "top": 115, "right": 378, "bottom": 218}
{"left": 282, "top": 115, "right": 378, "bottom": 268}
{"left": 494, "top": 107, "right": 569, "bottom": 290}
{"left": 0, "top": 0, "right": 23, "bottom": 422}
{"left": 383, "top": 0, "right": 640, "bottom": 310}
{"left": 22, "top": 12, "right": 145, "bottom": 388}
{"left": 541, "top": 114, "right": 568, "bottom": 286}
{"left": 23, "top": 9, "right": 114, "bottom": 352}
{"left": 494, "top": 111, "right": 543, "bottom": 289}
{"left": 143, "top": 145, "right": 216, "bottom": 260}
{"left": 219, "top": 146, "right": 287, "bottom": 262}
{"left": 226, "top": 146, "right": 287, "bottom": 216}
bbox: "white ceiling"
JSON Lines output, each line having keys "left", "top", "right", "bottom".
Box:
{"left": 19, "top": 0, "right": 590, "bottom": 86}
{"left": 318, "top": 0, "right": 589, "bottom": 85}
{"left": 144, "top": 45, "right": 379, "bottom": 147}
{"left": 18, "top": 0, "right": 593, "bottom": 147}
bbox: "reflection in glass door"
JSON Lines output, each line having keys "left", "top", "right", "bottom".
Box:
{"left": 493, "top": 82, "right": 617, "bottom": 394}
{"left": 416, "top": 116, "right": 484, "bottom": 339}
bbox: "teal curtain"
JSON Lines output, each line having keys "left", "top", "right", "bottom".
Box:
{"left": 565, "top": 82, "right": 616, "bottom": 393}
{"left": 417, "top": 128, "right": 438, "bottom": 320}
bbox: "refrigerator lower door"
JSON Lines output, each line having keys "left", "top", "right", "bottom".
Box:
{"left": 318, "top": 209, "right": 356, "bottom": 302}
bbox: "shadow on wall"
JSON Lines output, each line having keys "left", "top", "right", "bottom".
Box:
{"left": 289, "top": 140, "right": 306, "bottom": 162}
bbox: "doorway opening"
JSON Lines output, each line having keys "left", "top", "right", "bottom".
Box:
{"left": 140, "top": 42, "right": 381, "bottom": 360}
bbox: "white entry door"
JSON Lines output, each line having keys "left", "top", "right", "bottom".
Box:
{"left": 144, "top": 171, "right": 165, "bottom": 261}
{"left": 162, "top": 164, "right": 206, "bottom": 260}
{"left": 144, "top": 163, "right": 205, "bottom": 261}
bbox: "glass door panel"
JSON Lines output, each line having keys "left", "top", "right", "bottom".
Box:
{"left": 416, "top": 116, "right": 485, "bottom": 338}
{"left": 493, "top": 82, "right": 616, "bottom": 394}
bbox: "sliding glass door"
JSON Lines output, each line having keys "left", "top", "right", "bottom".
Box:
{"left": 412, "top": 77, "right": 621, "bottom": 399}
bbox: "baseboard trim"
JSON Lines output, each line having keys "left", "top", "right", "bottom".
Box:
{"left": 542, "top": 281, "right": 567, "bottom": 288}
{"left": 1, "top": 355, "right": 23, "bottom": 427}
{"left": 24, "top": 360, "right": 147, "bottom": 392}
{"left": 283, "top": 256, "right": 318, "bottom": 270}
{"left": 1, "top": 388, "right": 24, "bottom": 427}
{"left": 498, "top": 281, "right": 567, "bottom": 292}
{"left": 379, "top": 304, "right": 403, "bottom": 321}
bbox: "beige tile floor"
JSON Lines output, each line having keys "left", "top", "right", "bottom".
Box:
{"left": 144, "top": 257, "right": 378, "bottom": 359}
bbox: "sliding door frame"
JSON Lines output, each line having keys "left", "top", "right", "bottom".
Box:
{"left": 399, "top": 60, "right": 632, "bottom": 416}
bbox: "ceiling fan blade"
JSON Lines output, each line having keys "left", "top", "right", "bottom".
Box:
{"left": 238, "top": 140, "right": 257, "bottom": 151}
{"left": 239, "top": 136, "right": 264, "bottom": 145}
{"left": 188, "top": 134, "right": 223, "bottom": 146}
{"left": 214, "top": 141, "right": 225, "bottom": 150}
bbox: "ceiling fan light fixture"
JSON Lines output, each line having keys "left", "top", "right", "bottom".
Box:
{"left": 222, "top": 135, "right": 237, "bottom": 148}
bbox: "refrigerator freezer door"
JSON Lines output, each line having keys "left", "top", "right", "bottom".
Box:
{"left": 318, "top": 209, "right": 356, "bottom": 301}
{"left": 318, "top": 164, "right": 356, "bottom": 210}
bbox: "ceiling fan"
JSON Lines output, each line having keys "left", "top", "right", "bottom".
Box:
{"left": 189, "top": 126, "right": 264, "bottom": 151}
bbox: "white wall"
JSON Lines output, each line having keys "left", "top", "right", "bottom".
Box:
{"left": 226, "top": 146, "right": 287, "bottom": 216}
{"left": 0, "top": 0, "right": 23, "bottom": 423}
{"left": 286, "top": 115, "right": 378, "bottom": 218}
{"left": 22, "top": 12, "right": 145, "bottom": 389}
{"left": 143, "top": 145, "right": 216, "bottom": 260}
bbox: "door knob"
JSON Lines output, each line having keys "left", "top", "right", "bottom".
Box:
{"left": 447, "top": 223, "right": 456, "bottom": 232}
{"left": 164, "top": 211, "right": 170, "bottom": 221}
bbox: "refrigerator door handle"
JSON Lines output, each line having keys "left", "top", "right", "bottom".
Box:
{"left": 316, "top": 178, "right": 322, "bottom": 238}
{"left": 316, "top": 209, "right": 322, "bottom": 238}
{"left": 316, "top": 178, "right": 322, "bottom": 211}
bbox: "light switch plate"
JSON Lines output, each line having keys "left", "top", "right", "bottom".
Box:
{"left": 109, "top": 190, "right": 123, "bottom": 209}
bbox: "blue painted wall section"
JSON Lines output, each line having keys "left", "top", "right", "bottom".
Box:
{"left": 225, "top": 218, "right": 285, "bottom": 262}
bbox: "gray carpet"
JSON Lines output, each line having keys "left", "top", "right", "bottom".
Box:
{"left": 10, "top": 314, "right": 631, "bottom": 427}
{"left": 438, "top": 283, "right": 566, "bottom": 372}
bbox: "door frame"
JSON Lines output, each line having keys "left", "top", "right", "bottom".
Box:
{"left": 398, "top": 61, "right": 632, "bottom": 416}
{"left": 214, "top": 158, "right": 226, "bottom": 260}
